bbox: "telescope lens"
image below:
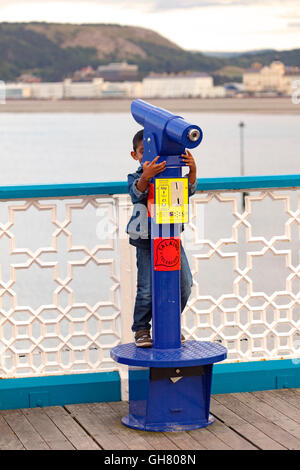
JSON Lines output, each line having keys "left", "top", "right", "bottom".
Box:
{"left": 188, "top": 129, "right": 201, "bottom": 142}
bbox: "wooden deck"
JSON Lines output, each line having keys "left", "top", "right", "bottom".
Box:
{"left": 1, "top": 389, "right": 300, "bottom": 450}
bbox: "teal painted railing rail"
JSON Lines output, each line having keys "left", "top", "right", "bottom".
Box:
{"left": 0, "top": 174, "right": 300, "bottom": 199}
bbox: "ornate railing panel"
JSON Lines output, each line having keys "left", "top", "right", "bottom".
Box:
{"left": 183, "top": 188, "right": 300, "bottom": 362}
{"left": 0, "top": 195, "right": 126, "bottom": 378}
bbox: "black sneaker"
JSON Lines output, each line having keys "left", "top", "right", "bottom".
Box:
{"left": 135, "top": 330, "right": 153, "bottom": 348}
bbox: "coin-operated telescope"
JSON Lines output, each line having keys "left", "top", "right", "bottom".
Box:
{"left": 111, "top": 100, "right": 227, "bottom": 432}
{"left": 131, "top": 99, "right": 203, "bottom": 168}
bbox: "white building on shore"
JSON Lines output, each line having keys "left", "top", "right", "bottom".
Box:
{"left": 4, "top": 83, "right": 32, "bottom": 99}
{"left": 141, "top": 72, "right": 225, "bottom": 98}
{"left": 3, "top": 72, "right": 225, "bottom": 100}
{"left": 63, "top": 78, "right": 104, "bottom": 99}
{"left": 28, "top": 78, "right": 104, "bottom": 99}
{"left": 243, "top": 61, "right": 300, "bottom": 96}
{"left": 101, "top": 81, "right": 142, "bottom": 98}
{"left": 29, "top": 82, "right": 64, "bottom": 100}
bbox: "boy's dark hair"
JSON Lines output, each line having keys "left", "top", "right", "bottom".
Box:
{"left": 133, "top": 130, "right": 143, "bottom": 152}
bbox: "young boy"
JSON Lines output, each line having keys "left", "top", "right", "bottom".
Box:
{"left": 126, "top": 129, "right": 198, "bottom": 347}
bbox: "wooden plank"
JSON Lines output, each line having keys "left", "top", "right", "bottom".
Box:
{"left": 0, "top": 415, "right": 25, "bottom": 450}
{"left": 284, "top": 388, "right": 300, "bottom": 407}
{"left": 160, "top": 430, "right": 206, "bottom": 451}
{"left": 227, "top": 392, "right": 300, "bottom": 450}
{"left": 108, "top": 401, "right": 209, "bottom": 450}
{"left": 107, "top": 401, "right": 180, "bottom": 451}
{"left": 89, "top": 402, "right": 155, "bottom": 451}
{"left": 0, "top": 409, "right": 49, "bottom": 450}
{"left": 109, "top": 401, "right": 227, "bottom": 450}
{"left": 45, "top": 406, "right": 100, "bottom": 450}
{"left": 289, "top": 389, "right": 300, "bottom": 398}
{"left": 252, "top": 390, "right": 300, "bottom": 424}
{"left": 211, "top": 398, "right": 247, "bottom": 426}
{"left": 65, "top": 403, "right": 129, "bottom": 450}
{"left": 233, "top": 392, "right": 300, "bottom": 443}
{"left": 22, "top": 407, "right": 74, "bottom": 450}
{"left": 271, "top": 389, "right": 300, "bottom": 411}
{"left": 211, "top": 396, "right": 286, "bottom": 450}
{"left": 206, "top": 416, "right": 257, "bottom": 450}
{"left": 188, "top": 424, "right": 232, "bottom": 450}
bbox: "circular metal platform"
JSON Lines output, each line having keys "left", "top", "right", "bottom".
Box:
{"left": 110, "top": 340, "right": 227, "bottom": 367}
{"left": 122, "top": 413, "right": 215, "bottom": 432}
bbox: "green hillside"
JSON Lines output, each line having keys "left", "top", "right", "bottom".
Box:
{"left": 0, "top": 23, "right": 100, "bottom": 81}
{"left": 0, "top": 22, "right": 224, "bottom": 81}
{"left": 228, "top": 49, "right": 300, "bottom": 69}
{"left": 0, "top": 22, "right": 299, "bottom": 83}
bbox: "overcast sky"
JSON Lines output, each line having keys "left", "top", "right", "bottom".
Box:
{"left": 0, "top": 0, "right": 299, "bottom": 51}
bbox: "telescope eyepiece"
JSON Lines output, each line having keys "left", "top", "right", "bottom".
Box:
{"left": 131, "top": 99, "right": 203, "bottom": 151}
{"left": 188, "top": 129, "right": 201, "bottom": 142}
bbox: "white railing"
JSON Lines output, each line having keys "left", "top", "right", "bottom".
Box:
{"left": 1, "top": 180, "right": 300, "bottom": 379}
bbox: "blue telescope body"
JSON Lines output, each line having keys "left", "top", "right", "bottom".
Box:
{"left": 131, "top": 99, "right": 203, "bottom": 165}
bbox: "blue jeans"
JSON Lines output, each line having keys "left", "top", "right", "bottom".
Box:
{"left": 132, "top": 243, "right": 193, "bottom": 332}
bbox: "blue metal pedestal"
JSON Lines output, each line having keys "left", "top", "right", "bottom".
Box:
{"left": 111, "top": 341, "right": 227, "bottom": 432}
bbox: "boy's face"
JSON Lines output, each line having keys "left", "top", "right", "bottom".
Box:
{"left": 131, "top": 140, "right": 144, "bottom": 164}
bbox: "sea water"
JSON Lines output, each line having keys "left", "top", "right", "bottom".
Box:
{"left": 0, "top": 112, "right": 299, "bottom": 185}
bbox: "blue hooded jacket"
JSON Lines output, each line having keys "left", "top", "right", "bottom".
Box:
{"left": 126, "top": 165, "right": 198, "bottom": 249}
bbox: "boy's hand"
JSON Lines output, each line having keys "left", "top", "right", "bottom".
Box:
{"left": 181, "top": 150, "right": 197, "bottom": 185}
{"left": 142, "top": 156, "right": 166, "bottom": 181}
{"left": 180, "top": 150, "right": 196, "bottom": 173}
{"left": 136, "top": 156, "right": 166, "bottom": 193}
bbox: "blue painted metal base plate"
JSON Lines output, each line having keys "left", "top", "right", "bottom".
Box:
{"left": 122, "top": 413, "right": 215, "bottom": 432}
{"left": 110, "top": 340, "right": 227, "bottom": 367}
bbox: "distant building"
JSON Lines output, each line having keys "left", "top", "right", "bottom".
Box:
{"left": 224, "top": 82, "right": 245, "bottom": 97}
{"left": 101, "top": 81, "right": 142, "bottom": 98}
{"left": 4, "top": 72, "right": 228, "bottom": 100}
{"left": 142, "top": 72, "right": 225, "bottom": 98}
{"left": 5, "top": 83, "right": 31, "bottom": 99}
{"left": 97, "top": 62, "right": 138, "bottom": 82}
{"left": 63, "top": 78, "right": 104, "bottom": 99}
{"left": 72, "top": 66, "right": 97, "bottom": 82}
{"left": 29, "top": 82, "right": 64, "bottom": 99}
{"left": 16, "top": 73, "right": 41, "bottom": 84}
{"left": 243, "top": 61, "right": 300, "bottom": 95}
{"left": 284, "top": 66, "right": 300, "bottom": 95}
{"left": 24, "top": 78, "right": 104, "bottom": 99}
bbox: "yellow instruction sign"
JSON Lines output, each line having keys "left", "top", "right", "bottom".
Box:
{"left": 155, "top": 178, "right": 189, "bottom": 224}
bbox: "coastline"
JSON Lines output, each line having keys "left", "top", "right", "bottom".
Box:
{"left": 0, "top": 97, "right": 299, "bottom": 114}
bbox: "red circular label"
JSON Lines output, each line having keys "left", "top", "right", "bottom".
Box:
{"left": 154, "top": 238, "right": 180, "bottom": 271}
